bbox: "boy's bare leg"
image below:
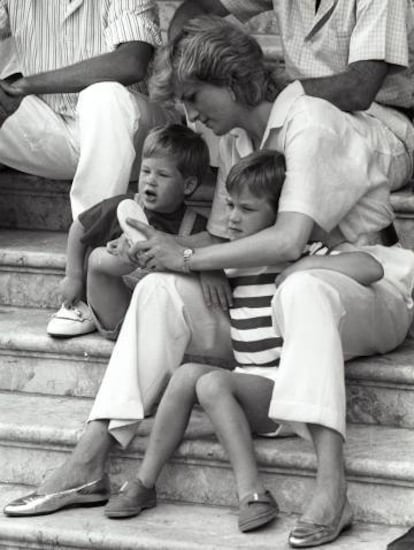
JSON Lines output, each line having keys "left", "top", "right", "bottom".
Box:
{"left": 87, "top": 247, "right": 133, "bottom": 331}
{"left": 37, "top": 420, "right": 114, "bottom": 493}
{"left": 195, "top": 371, "right": 276, "bottom": 500}
{"left": 137, "top": 363, "right": 215, "bottom": 488}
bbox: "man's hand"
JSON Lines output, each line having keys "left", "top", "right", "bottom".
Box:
{"left": 0, "top": 77, "right": 28, "bottom": 97}
{"left": 59, "top": 275, "right": 84, "bottom": 307}
{"left": 126, "top": 218, "right": 185, "bottom": 272}
{"left": 199, "top": 270, "right": 233, "bottom": 310}
{"left": 0, "top": 80, "right": 24, "bottom": 126}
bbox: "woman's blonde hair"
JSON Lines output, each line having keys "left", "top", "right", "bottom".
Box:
{"left": 150, "top": 16, "right": 286, "bottom": 107}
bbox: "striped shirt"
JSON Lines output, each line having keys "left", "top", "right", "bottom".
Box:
{"left": 226, "top": 242, "right": 328, "bottom": 368}
{"left": 0, "top": 0, "right": 161, "bottom": 117}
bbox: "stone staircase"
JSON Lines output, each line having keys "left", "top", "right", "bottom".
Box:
{"left": 1, "top": 2, "right": 414, "bottom": 548}
{"left": 0, "top": 170, "right": 414, "bottom": 550}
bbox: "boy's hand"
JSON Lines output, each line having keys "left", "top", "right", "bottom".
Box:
{"left": 199, "top": 270, "right": 233, "bottom": 310}
{"left": 275, "top": 257, "right": 311, "bottom": 287}
{"left": 59, "top": 275, "right": 84, "bottom": 307}
{"left": 107, "top": 234, "right": 131, "bottom": 257}
{"left": 0, "top": 81, "right": 23, "bottom": 127}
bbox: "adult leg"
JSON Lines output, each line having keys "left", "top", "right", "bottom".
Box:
{"left": 38, "top": 420, "right": 114, "bottom": 493}
{"left": 89, "top": 272, "right": 233, "bottom": 449}
{"left": 86, "top": 247, "right": 133, "bottom": 336}
{"left": 269, "top": 270, "right": 412, "bottom": 528}
{"left": 0, "top": 95, "right": 78, "bottom": 178}
{"left": 71, "top": 84, "right": 173, "bottom": 218}
{"left": 5, "top": 273, "right": 232, "bottom": 514}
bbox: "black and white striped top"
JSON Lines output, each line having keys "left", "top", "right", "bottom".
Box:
{"left": 226, "top": 242, "right": 329, "bottom": 368}
{"left": 0, "top": 0, "right": 161, "bottom": 116}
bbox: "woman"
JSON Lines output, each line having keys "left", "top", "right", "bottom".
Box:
{"left": 5, "top": 16, "right": 413, "bottom": 549}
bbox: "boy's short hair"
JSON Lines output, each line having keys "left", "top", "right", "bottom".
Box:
{"left": 142, "top": 124, "right": 210, "bottom": 186}
{"left": 225, "top": 150, "right": 286, "bottom": 211}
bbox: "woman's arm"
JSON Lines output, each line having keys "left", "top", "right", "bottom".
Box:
{"left": 127, "top": 211, "right": 315, "bottom": 272}
{"left": 276, "top": 251, "right": 384, "bottom": 287}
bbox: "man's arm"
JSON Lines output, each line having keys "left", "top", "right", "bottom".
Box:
{"left": 0, "top": 41, "right": 154, "bottom": 97}
{"left": 169, "top": 0, "right": 229, "bottom": 40}
{"left": 301, "top": 60, "right": 390, "bottom": 112}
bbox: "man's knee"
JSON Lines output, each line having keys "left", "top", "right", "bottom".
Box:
{"left": 77, "top": 82, "right": 136, "bottom": 118}
{"left": 196, "top": 370, "right": 231, "bottom": 408}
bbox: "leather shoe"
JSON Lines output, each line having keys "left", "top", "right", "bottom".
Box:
{"left": 289, "top": 498, "right": 353, "bottom": 547}
{"left": 104, "top": 478, "right": 156, "bottom": 519}
{"left": 238, "top": 490, "right": 279, "bottom": 533}
{"left": 3, "top": 475, "right": 110, "bottom": 517}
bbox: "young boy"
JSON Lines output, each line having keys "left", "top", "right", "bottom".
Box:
{"left": 103, "top": 150, "right": 389, "bottom": 533}
{"left": 47, "top": 124, "right": 209, "bottom": 339}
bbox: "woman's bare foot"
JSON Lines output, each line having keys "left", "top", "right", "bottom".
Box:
{"left": 300, "top": 477, "right": 347, "bottom": 525}
{"left": 38, "top": 420, "right": 113, "bottom": 494}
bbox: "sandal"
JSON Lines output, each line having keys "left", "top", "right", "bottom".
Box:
{"left": 238, "top": 490, "right": 279, "bottom": 532}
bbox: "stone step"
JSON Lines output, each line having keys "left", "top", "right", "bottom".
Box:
{"left": 0, "top": 391, "right": 413, "bottom": 525}
{"left": 0, "top": 229, "right": 66, "bottom": 309}
{"left": 1, "top": 306, "right": 414, "bottom": 429}
{"left": 0, "top": 484, "right": 407, "bottom": 550}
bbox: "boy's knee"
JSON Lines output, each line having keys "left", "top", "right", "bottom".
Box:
{"left": 168, "top": 363, "right": 205, "bottom": 395}
{"left": 87, "top": 247, "right": 105, "bottom": 273}
{"left": 196, "top": 370, "right": 229, "bottom": 407}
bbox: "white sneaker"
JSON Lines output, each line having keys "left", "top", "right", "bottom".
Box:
{"left": 47, "top": 301, "right": 96, "bottom": 338}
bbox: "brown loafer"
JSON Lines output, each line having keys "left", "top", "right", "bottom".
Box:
{"left": 104, "top": 478, "right": 156, "bottom": 519}
{"left": 3, "top": 475, "right": 110, "bottom": 517}
{"left": 238, "top": 490, "right": 279, "bottom": 533}
{"left": 289, "top": 498, "right": 353, "bottom": 547}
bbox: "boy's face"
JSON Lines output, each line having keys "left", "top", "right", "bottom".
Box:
{"left": 138, "top": 155, "right": 191, "bottom": 213}
{"left": 226, "top": 187, "right": 277, "bottom": 240}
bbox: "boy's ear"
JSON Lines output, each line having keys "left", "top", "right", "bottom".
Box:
{"left": 183, "top": 176, "right": 198, "bottom": 196}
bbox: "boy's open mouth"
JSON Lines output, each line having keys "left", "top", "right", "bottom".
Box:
{"left": 144, "top": 189, "right": 157, "bottom": 199}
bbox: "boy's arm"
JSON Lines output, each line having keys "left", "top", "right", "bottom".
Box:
{"left": 276, "top": 252, "right": 384, "bottom": 287}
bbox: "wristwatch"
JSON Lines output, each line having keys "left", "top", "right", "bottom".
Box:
{"left": 182, "top": 248, "right": 194, "bottom": 273}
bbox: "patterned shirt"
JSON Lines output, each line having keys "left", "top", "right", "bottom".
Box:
{"left": 0, "top": 0, "right": 161, "bottom": 116}
{"left": 221, "top": 0, "right": 414, "bottom": 142}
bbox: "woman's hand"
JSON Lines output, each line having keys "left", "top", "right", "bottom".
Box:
{"left": 199, "top": 270, "right": 233, "bottom": 310}
{"left": 59, "top": 275, "right": 84, "bottom": 307}
{"left": 126, "top": 218, "right": 185, "bottom": 272}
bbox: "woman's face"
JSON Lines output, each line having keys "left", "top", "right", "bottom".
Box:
{"left": 179, "top": 82, "right": 242, "bottom": 136}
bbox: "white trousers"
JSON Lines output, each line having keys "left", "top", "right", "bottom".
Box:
{"left": 0, "top": 82, "right": 173, "bottom": 218}
{"left": 89, "top": 269, "right": 412, "bottom": 448}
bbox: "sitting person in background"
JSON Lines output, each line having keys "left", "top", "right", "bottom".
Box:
{"left": 47, "top": 124, "right": 209, "bottom": 339}
{"left": 170, "top": 0, "right": 414, "bottom": 193}
{"left": 0, "top": 0, "right": 176, "bottom": 218}
{"left": 102, "top": 150, "right": 385, "bottom": 539}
